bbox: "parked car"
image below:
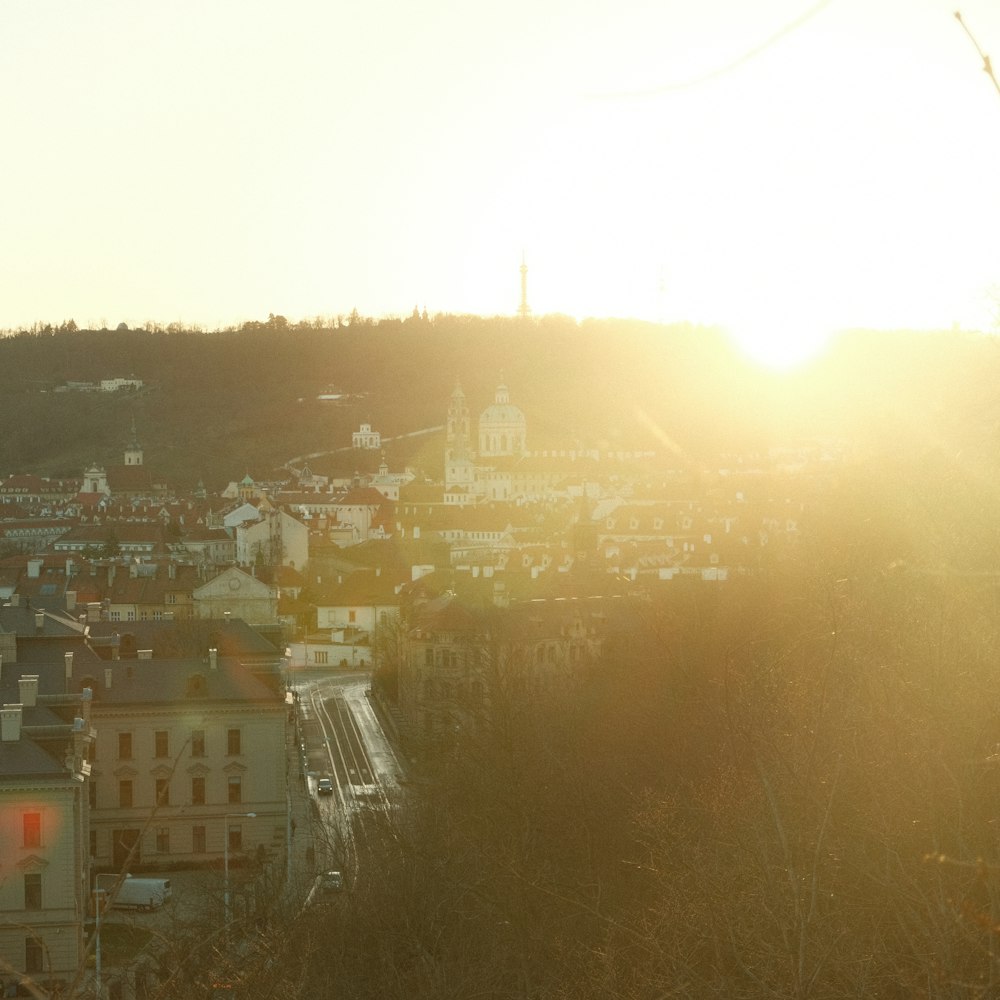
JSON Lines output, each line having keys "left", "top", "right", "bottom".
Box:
{"left": 317, "top": 777, "right": 334, "bottom": 795}
{"left": 108, "top": 877, "right": 172, "bottom": 911}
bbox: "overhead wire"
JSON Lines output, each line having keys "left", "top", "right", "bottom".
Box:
{"left": 590, "top": 0, "right": 835, "bottom": 100}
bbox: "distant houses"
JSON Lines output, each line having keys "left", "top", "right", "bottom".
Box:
{"left": 54, "top": 376, "right": 144, "bottom": 393}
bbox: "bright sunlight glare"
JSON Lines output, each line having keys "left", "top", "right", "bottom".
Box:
{"left": 725, "top": 313, "right": 836, "bottom": 370}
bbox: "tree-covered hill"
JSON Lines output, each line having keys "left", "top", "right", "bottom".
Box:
{"left": 1, "top": 316, "right": 998, "bottom": 489}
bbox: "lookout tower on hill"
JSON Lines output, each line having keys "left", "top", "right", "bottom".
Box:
{"left": 518, "top": 253, "right": 530, "bottom": 321}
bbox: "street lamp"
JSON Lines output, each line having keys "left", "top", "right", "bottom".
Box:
{"left": 93, "top": 873, "right": 120, "bottom": 1000}
{"left": 223, "top": 812, "right": 256, "bottom": 937}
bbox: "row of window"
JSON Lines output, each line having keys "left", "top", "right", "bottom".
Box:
{"left": 149, "top": 823, "right": 245, "bottom": 855}
{"left": 108, "top": 606, "right": 191, "bottom": 622}
{"left": 115, "top": 728, "right": 241, "bottom": 760}
{"left": 111, "top": 774, "right": 244, "bottom": 809}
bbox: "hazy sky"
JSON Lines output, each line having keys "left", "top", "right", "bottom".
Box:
{"left": 3, "top": 0, "right": 1000, "bottom": 361}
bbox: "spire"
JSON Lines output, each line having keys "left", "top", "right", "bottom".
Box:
{"left": 124, "top": 412, "right": 144, "bottom": 466}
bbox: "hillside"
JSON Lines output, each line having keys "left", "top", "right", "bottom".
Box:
{"left": 1, "top": 317, "right": 998, "bottom": 490}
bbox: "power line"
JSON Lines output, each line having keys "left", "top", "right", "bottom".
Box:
{"left": 591, "top": 0, "right": 835, "bottom": 101}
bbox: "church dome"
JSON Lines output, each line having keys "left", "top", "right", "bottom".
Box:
{"left": 479, "top": 382, "right": 526, "bottom": 457}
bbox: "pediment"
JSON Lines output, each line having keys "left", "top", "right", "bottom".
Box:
{"left": 187, "top": 763, "right": 211, "bottom": 777}
{"left": 17, "top": 855, "right": 50, "bottom": 873}
{"left": 223, "top": 761, "right": 247, "bottom": 775}
{"left": 113, "top": 765, "right": 139, "bottom": 779}
{"left": 150, "top": 764, "right": 173, "bottom": 778}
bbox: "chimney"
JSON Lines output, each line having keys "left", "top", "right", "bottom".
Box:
{"left": 0, "top": 704, "right": 22, "bottom": 742}
{"left": 65, "top": 652, "right": 74, "bottom": 683}
{"left": 35, "top": 612, "right": 45, "bottom": 632}
{"left": 87, "top": 603, "right": 102, "bottom": 623}
{"left": 108, "top": 564, "right": 116, "bottom": 586}
{"left": 104, "top": 667, "right": 112, "bottom": 689}
{"left": 18, "top": 675, "right": 38, "bottom": 708}
{"left": 224, "top": 611, "right": 231, "bottom": 622}
{"left": 208, "top": 648, "right": 218, "bottom": 670}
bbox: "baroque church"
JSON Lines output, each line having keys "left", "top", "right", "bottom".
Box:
{"left": 79, "top": 416, "right": 163, "bottom": 502}
{"left": 445, "top": 380, "right": 526, "bottom": 504}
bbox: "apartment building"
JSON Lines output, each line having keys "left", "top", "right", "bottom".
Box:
{"left": 0, "top": 677, "right": 93, "bottom": 995}
{"left": 83, "top": 650, "right": 286, "bottom": 872}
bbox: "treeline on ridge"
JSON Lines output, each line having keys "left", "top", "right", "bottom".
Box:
{"left": 1, "top": 316, "right": 999, "bottom": 489}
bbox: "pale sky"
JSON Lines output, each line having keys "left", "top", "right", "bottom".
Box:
{"left": 3, "top": 0, "right": 1000, "bottom": 363}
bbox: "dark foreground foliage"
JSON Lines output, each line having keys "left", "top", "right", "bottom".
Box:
{"left": 145, "top": 482, "right": 1000, "bottom": 997}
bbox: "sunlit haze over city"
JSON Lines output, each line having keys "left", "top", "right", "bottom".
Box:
{"left": 2, "top": 0, "right": 1000, "bottom": 368}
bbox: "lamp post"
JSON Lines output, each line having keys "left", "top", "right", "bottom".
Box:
{"left": 92, "top": 873, "right": 119, "bottom": 1000}
{"left": 93, "top": 887, "right": 105, "bottom": 1000}
{"left": 223, "top": 812, "right": 256, "bottom": 938}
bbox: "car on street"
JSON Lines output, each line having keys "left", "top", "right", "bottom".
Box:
{"left": 317, "top": 776, "right": 334, "bottom": 795}
{"left": 317, "top": 870, "right": 343, "bottom": 893}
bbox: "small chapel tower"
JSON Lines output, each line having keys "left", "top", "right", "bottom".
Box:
{"left": 124, "top": 414, "right": 144, "bottom": 467}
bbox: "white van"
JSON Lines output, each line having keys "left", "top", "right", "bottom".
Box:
{"left": 109, "top": 877, "right": 172, "bottom": 911}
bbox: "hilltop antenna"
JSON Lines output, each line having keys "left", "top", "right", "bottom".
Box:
{"left": 955, "top": 11, "right": 1000, "bottom": 101}
{"left": 518, "top": 252, "right": 531, "bottom": 321}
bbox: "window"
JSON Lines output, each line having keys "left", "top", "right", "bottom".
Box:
{"left": 191, "top": 776, "right": 205, "bottom": 805}
{"left": 227, "top": 729, "right": 241, "bottom": 756}
{"left": 118, "top": 732, "right": 133, "bottom": 760}
{"left": 89, "top": 830, "right": 97, "bottom": 858}
{"left": 24, "top": 873, "right": 42, "bottom": 910}
{"left": 167, "top": 593, "right": 177, "bottom": 604}
{"left": 313, "top": 650, "right": 328, "bottom": 665}
{"left": 23, "top": 812, "right": 41, "bottom": 848}
{"left": 25, "top": 937, "right": 43, "bottom": 974}
{"left": 348, "top": 609, "right": 356, "bottom": 623}
{"left": 154, "top": 731, "right": 169, "bottom": 758}
{"left": 89, "top": 781, "right": 98, "bottom": 809}
{"left": 191, "top": 730, "right": 205, "bottom": 757}
{"left": 424, "top": 648, "right": 434, "bottom": 667}
{"left": 119, "top": 780, "right": 133, "bottom": 809}
{"left": 228, "top": 775, "right": 242, "bottom": 804}
{"left": 192, "top": 825, "right": 206, "bottom": 853}
{"left": 228, "top": 824, "right": 242, "bottom": 852}
{"left": 155, "top": 779, "right": 170, "bottom": 806}
{"left": 156, "top": 828, "right": 169, "bottom": 854}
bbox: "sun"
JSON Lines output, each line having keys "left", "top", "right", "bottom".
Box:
{"left": 724, "top": 313, "right": 835, "bottom": 371}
